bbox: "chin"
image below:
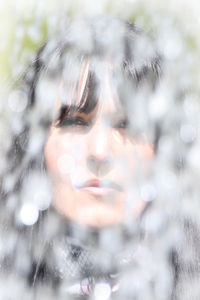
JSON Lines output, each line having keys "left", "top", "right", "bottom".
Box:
{"left": 53, "top": 186, "right": 125, "bottom": 228}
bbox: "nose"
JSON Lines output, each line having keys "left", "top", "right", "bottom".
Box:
{"left": 86, "top": 122, "right": 112, "bottom": 177}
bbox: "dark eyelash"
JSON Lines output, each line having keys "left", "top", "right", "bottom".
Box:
{"left": 56, "top": 117, "right": 89, "bottom": 128}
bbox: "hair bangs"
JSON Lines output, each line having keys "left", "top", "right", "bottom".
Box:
{"left": 55, "top": 64, "right": 99, "bottom": 126}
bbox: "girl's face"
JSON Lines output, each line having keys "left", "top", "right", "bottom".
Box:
{"left": 45, "top": 63, "right": 153, "bottom": 228}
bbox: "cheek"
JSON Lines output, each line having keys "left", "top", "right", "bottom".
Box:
{"left": 45, "top": 133, "right": 87, "bottom": 186}
{"left": 45, "top": 133, "right": 73, "bottom": 178}
{"left": 111, "top": 132, "right": 153, "bottom": 167}
{"left": 130, "top": 143, "right": 154, "bottom": 166}
{"left": 45, "top": 136, "right": 61, "bottom": 176}
{"left": 136, "top": 143, "right": 154, "bottom": 159}
{"left": 115, "top": 142, "right": 154, "bottom": 178}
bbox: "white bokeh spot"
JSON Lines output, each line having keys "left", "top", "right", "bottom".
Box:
{"left": 19, "top": 203, "right": 39, "bottom": 226}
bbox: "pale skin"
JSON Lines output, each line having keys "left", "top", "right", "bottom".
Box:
{"left": 45, "top": 62, "right": 153, "bottom": 228}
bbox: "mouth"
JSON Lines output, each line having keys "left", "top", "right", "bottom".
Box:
{"left": 75, "top": 179, "right": 123, "bottom": 197}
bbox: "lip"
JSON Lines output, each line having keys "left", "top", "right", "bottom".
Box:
{"left": 76, "top": 179, "right": 123, "bottom": 197}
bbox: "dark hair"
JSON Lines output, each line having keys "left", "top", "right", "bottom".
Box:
{"left": 2, "top": 15, "right": 162, "bottom": 207}
{"left": 1, "top": 16, "right": 163, "bottom": 297}
{"left": 28, "top": 18, "right": 161, "bottom": 116}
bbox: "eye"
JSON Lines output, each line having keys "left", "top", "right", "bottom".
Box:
{"left": 114, "top": 118, "right": 129, "bottom": 129}
{"left": 56, "top": 116, "right": 89, "bottom": 128}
